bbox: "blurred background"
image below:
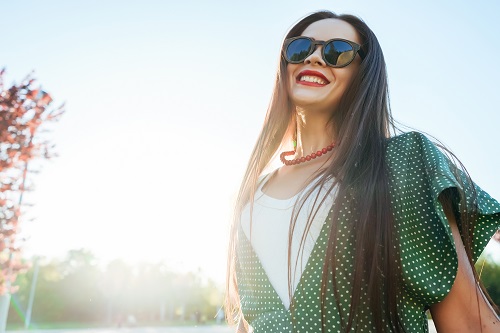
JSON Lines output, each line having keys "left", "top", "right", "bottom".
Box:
{"left": 1, "top": 0, "right": 499, "bottom": 329}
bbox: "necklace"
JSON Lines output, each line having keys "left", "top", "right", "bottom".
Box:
{"left": 280, "top": 143, "right": 335, "bottom": 166}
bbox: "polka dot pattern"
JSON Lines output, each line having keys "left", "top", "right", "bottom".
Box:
{"left": 235, "top": 131, "right": 500, "bottom": 332}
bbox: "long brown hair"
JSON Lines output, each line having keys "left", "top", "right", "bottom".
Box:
{"left": 225, "top": 10, "right": 495, "bottom": 332}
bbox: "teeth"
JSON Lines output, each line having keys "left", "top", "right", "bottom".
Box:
{"left": 299, "top": 75, "right": 327, "bottom": 84}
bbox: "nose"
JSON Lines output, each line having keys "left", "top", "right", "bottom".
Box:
{"left": 304, "top": 45, "right": 325, "bottom": 66}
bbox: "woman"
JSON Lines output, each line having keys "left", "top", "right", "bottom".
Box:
{"left": 225, "top": 10, "right": 500, "bottom": 333}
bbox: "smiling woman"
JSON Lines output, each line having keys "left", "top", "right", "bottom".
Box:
{"left": 286, "top": 19, "right": 363, "bottom": 116}
{"left": 2, "top": 1, "right": 500, "bottom": 330}
{"left": 225, "top": 10, "right": 500, "bottom": 333}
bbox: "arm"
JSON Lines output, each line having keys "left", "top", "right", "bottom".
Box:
{"left": 430, "top": 198, "right": 500, "bottom": 333}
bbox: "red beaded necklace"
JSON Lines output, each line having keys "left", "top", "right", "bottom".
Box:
{"left": 280, "top": 142, "right": 336, "bottom": 166}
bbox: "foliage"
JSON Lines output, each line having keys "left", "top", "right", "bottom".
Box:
{"left": 476, "top": 255, "right": 500, "bottom": 309}
{"left": 8, "top": 249, "right": 225, "bottom": 327}
{"left": 0, "top": 69, "right": 64, "bottom": 295}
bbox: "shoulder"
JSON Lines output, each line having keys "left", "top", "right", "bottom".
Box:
{"left": 386, "top": 133, "right": 462, "bottom": 304}
{"left": 385, "top": 131, "right": 451, "bottom": 176}
{"left": 387, "top": 130, "right": 427, "bottom": 145}
{"left": 386, "top": 131, "right": 437, "bottom": 157}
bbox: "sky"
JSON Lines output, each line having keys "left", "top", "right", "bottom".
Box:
{"left": 1, "top": 0, "right": 500, "bottom": 285}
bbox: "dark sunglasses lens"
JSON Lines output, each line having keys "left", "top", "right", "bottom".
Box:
{"left": 286, "top": 38, "right": 312, "bottom": 62}
{"left": 324, "top": 40, "right": 355, "bottom": 66}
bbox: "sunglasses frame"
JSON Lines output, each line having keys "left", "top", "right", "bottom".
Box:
{"left": 283, "top": 36, "right": 366, "bottom": 68}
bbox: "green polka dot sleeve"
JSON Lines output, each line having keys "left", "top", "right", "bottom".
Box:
{"left": 387, "top": 131, "right": 500, "bottom": 306}
{"left": 235, "top": 131, "right": 500, "bottom": 332}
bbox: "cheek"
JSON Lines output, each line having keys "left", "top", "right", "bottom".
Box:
{"left": 286, "top": 64, "right": 298, "bottom": 90}
{"left": 333, "top": 67, "right": 358, "bottom": 92}
{"left": 287, "top": 64, "right": 297, "bottom": 80}
{"left": 343, "top": 64, "right": 360, "bottom": 84}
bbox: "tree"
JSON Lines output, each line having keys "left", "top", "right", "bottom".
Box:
{"left": 9, "top": 252, "right": 225, "bottom": 327}
{"left": 0, "top": 69, "right": 64, "bottom": 330}
{"left": 476, "top": 254, "right": 500, "bottom": 311}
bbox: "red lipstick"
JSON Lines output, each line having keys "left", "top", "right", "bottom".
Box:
{"left": 296, "top": 70, "right": 330, "bottom": 86}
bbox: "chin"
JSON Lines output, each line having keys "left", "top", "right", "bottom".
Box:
{"left": 291, "top": 94, "right": 338, "bottom": 111}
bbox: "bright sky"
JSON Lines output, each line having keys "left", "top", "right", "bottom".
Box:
{"left": 2, "top": 1, "right": 500, "bottom": 284}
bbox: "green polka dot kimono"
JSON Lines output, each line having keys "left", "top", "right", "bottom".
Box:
{"left": 235, "top": 132, "right": 500, "bottom": 332}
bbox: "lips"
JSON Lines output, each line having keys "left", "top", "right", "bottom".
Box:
{"left": 297, "top": 70, "right": 330, "bottom": 86}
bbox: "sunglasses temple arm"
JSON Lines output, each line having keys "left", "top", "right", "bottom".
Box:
{"left": 358, "top": 49, "right": 366, "bottom": 60}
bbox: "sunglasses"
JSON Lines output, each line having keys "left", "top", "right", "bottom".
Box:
{"left": 283, "top": 36, "right": 365, "bottom": 68}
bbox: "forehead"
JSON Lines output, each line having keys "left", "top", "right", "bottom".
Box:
{"left": 301, "top": 18, "right": 360, "bottom": 44}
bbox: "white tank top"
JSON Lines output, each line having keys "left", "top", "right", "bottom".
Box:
{"left": 240, "top": 173, "right": 336, "bottom": 309}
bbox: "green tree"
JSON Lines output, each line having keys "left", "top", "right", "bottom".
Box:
{"left": 476, "top": 255, "right": 500, "bottom": 309}
{"left": 57, "top": 249, "right": 106, "bottom": 321}
{"left": 8, "top": 249, "right": 226, "bottom": 327}
{"left": 8, "top": 258, "right": 66, "bottom": 324}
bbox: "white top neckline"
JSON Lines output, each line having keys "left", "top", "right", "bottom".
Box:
{"left": 240, "top": 172, "right": 336, "bottom": 310}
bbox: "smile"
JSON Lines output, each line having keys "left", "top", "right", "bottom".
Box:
{"left": 296, "top": 70, "right": 330, "bottom": 86}
{"left": 299, "top": 75, "right": 328, "bottom": 85}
